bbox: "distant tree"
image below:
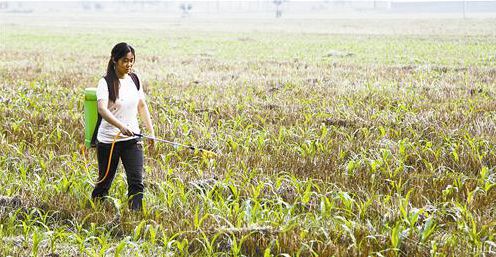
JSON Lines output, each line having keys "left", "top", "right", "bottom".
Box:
{"left": 180, "top": 2, "right": 192, "bottom": 17}
{"left": 94, "top": 3, "right": 102, "bottom": 11}
{"left": 273, "top": 0, "right": 286, "bottom": 18}
{"left": 81, "top": 2, "right": 91, "bottom": 10}
{"left": 81, "top": 2, "right": 102, "bottom": 11}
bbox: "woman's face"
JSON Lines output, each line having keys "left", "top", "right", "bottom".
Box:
{"left": 114, "top": 51, "right": 134, "bottom": 77}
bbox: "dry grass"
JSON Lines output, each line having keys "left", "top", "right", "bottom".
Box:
{"left": 0, "top": 15, "right": 495, "bottom": 256}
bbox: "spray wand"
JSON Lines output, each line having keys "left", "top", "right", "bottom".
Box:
{"left": 133, "top": 133, "right": 217, "bottom": 156}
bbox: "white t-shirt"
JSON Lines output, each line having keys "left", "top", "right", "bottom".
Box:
{"left": 96, "top": 74, "right": 145, "bottom": 143}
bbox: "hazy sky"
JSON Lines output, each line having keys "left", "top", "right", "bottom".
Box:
{"left": 0, "top": 0, "right": 484, "bottom": 2}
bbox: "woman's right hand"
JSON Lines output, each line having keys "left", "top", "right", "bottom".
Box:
{"left": 119, "top": 125, "right": 134, "bottom": 136}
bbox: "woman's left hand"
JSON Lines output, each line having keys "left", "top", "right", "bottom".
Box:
{"left": 146, "top": 132, "right": 156, "bottom": 153}
{"left": 147, "top": 137, "right": 155, "bottom": 148}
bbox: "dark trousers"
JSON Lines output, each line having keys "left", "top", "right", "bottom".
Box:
{"left": 91, "top": 139, "right": 144, "bottom": 211}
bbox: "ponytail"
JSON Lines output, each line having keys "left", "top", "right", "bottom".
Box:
{"left": 105, "top": 59, "right": 120, "bottom": 102}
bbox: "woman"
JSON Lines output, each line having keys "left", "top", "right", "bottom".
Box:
{"left": 91, "top": 42, "right": 154, "bottom": 211}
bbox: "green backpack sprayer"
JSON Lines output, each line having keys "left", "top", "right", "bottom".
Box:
{"left": 84, "top": 87, "right": 98, "bottom": 148}
{"left": 84, "top": 74, "right": 216, "bottom": 184}
{"left": 84, "top": 74, "right": 141, "bottom": 148}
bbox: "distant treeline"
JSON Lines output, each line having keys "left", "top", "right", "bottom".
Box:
{"left": 1, "top": 1, "right": 495, "bottom": 17}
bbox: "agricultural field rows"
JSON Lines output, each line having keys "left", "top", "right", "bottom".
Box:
{"left": 0, "top": 16, "right": 495, "bottom": 256}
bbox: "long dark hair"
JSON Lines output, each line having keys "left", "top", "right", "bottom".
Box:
{"left": 105, "top": 42, "right": 135, "bottom": 102}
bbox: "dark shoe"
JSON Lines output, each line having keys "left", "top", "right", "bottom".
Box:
{"left": 128, "top": 194, "right": 143, "bottom": 211}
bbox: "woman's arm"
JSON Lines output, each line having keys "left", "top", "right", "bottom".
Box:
{"left": 97, "top": 100, "right": 134, "bottom": 136}
{"left": 138, "top": 98, "right": 155, "bottom": 137}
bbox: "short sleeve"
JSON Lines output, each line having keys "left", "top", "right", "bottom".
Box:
{"left": 96, "top": 78, "right": 109, "bottom": 101}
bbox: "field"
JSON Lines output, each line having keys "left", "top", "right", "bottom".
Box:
{"left": 1, "top": 13, "right": 496, "bottom": 256}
